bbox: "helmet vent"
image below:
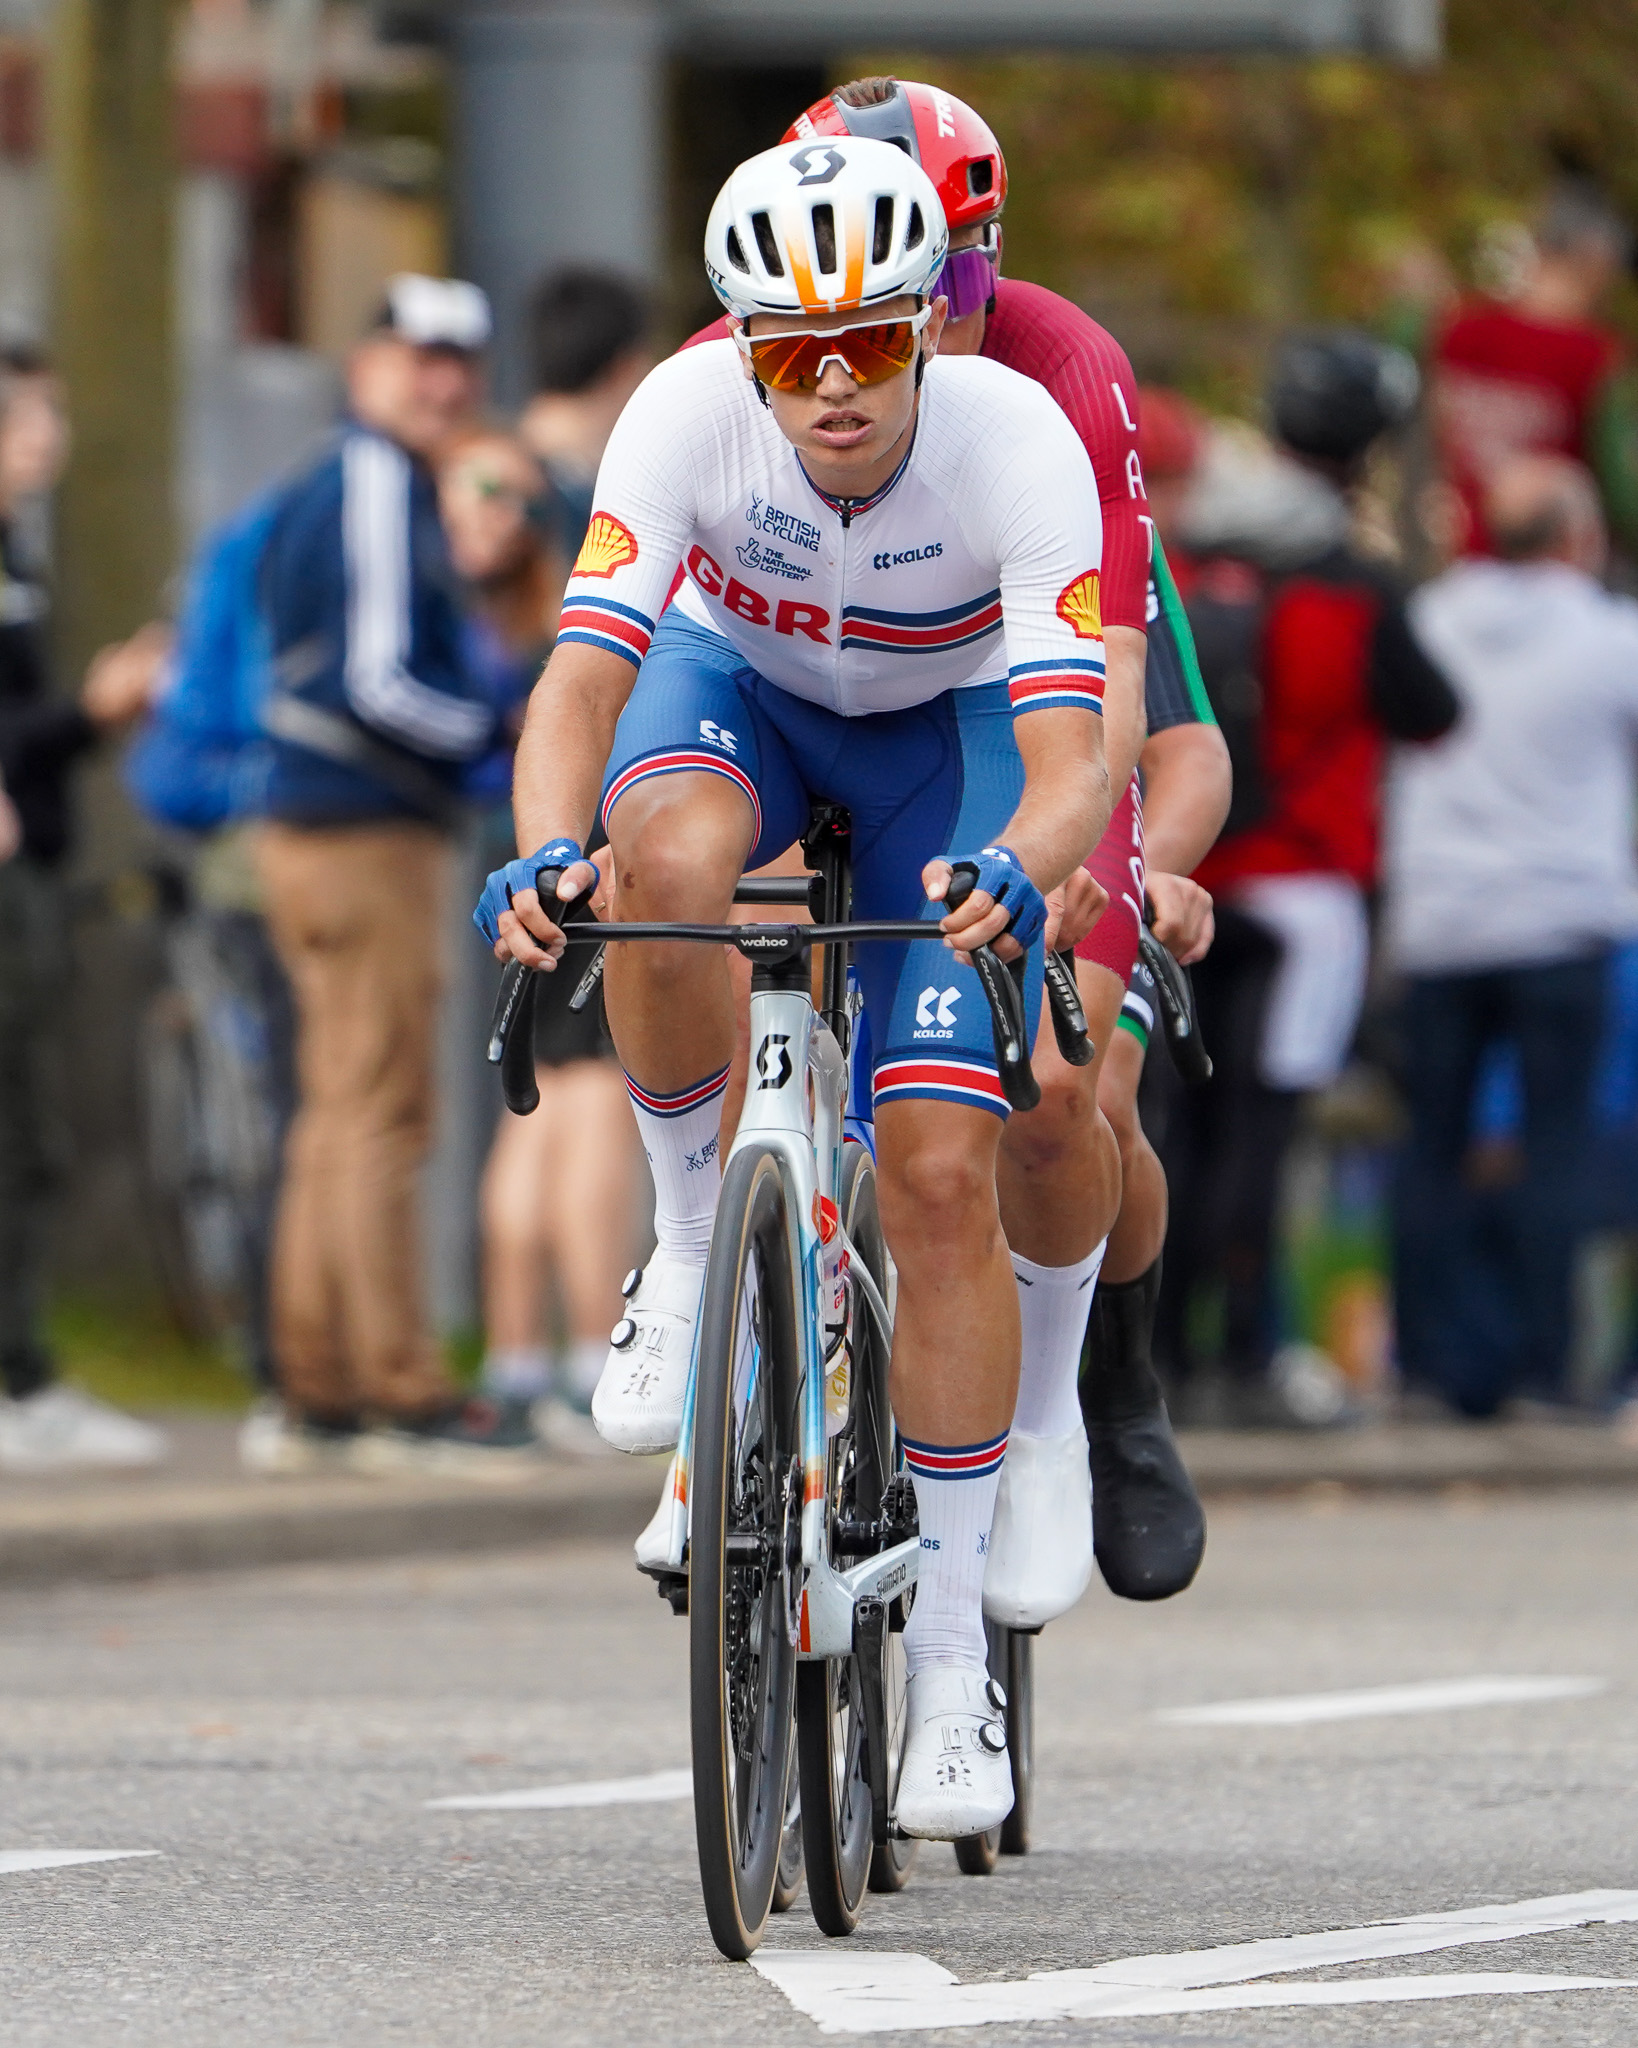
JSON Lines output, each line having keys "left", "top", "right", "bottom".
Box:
{"left": 751, "top": 212, "right": 784, "bottom": 278}
{"left": 872, "top": 197, "right": 894, "bottom": 266}
{"left": 811, "top": 203, "right": 837, "bottom": 275}
{"left": 725, "top": 227, "right": 750, "bottom": 274}
{"left": 968, "top": 159, "right": 995, "bottom": 196}
{"left": 905, "top": 203, "right": 925, "bottom": 251}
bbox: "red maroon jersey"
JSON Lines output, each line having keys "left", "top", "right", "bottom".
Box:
{"left": 1431, "top": 298, "right": 1622, "bottom": 554}
{"left": 682, "top": 278, "right": 1151, "bottom": 631}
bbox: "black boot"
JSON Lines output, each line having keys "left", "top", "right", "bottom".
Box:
{"left": 1078, "top": 1259, "right": 1206, "bottom": 1600}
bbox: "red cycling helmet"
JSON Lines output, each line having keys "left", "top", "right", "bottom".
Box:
{"left": 785, "top": 80, "right": 1007, "bottom": 232}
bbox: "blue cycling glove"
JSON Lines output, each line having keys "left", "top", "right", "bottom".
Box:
{"left": 473, "top": 837, "right": 586, "bottom": 947}
{"left": 943, "top": 844, "right": 1048, "bottom": 951}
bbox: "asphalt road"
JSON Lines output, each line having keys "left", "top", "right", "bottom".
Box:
{"left": 3, "top": 1486, "right": 1637, "bottom": 2046}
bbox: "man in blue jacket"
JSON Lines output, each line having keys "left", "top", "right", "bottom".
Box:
{"left": 254, "top": 276, "right": 531, "bottom": 1470}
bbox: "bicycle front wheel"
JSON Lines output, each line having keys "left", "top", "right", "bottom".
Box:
{"left": 690, "top": 1143, "right": 803, "bottom": 1960}
{"left": 999, "top": 1627, "right": 1034, "bottom": 1856}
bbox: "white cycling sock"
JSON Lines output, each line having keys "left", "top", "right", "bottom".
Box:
{"left": 624, "top": 1062, "right": 729, "bottom": 1266}
{"left": 901, "top": 1431, "right": 1007, "bottom": 1674}
{"left": 1011, "top": 1243, "right": 1106, "bottom": 1438}
{"left": 481, "top": 1346, "right": 552, "bottom": 1400}
{"left": 560, "top": 1337, "right": 606, "bottom": 1405}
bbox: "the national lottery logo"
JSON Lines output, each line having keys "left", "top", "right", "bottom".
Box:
{"left": 746, "top": 492, "right": 821, "bottom": 553}
{"left": 735, "top": 534, "right": 812, "bottom": 582}
{"left": 573, "top": 512, "right": 639, "bottom": 579}
{"left": 1056, "top": 569, "right": 1103, "bottom": 639}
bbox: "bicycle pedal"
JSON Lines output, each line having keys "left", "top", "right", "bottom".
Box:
{"left": 640, "top": 1566, "right": 688, "bottom": 1615}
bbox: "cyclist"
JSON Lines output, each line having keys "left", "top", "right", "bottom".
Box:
{"left": 478, "top": 137, "right": 1131, "bottom": 1837}
{"left": 787, "top": 81, "right": 1229, "bottom": 1617}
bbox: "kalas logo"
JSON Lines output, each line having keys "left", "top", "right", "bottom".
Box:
{"left": 573, "top": 513, "right": 639, "bottom": 579}
{"left": 1056, "top": 570, "right": 1102, "bottom": 639}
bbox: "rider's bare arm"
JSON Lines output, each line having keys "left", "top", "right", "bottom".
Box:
{"left": 1101, "top": 623, "right": 1148, "bottom": 800}
{"left": 928, "top": 703, "right": 1108, "bottom": 956}
{"left": 1136, "top": 719, "right": 1232, "bottom": 966}
{"left": 494, "top": 640, "right": 639, "bottom": 967}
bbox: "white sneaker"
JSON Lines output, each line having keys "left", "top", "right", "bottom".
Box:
{"left": 237, "top": 1400, "right": 367, "bottom": 1477}
{"left": 0, "top": 1385, "right": 168, "bottom": 1474}
{"left": 591, "top": 1255, "right": 704, "bottom": 1454}
{"left": 982, "top": 1425, "right": 1094, "bottom": 1629}
{"left": 532, "top": 1393, "right": 618, "bottom": 1459}
{"left": 895, "top": 1664, "right": 1014, "bottom": 1840}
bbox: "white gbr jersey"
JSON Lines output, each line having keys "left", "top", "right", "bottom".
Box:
{"left": 557, "top": 340, "right": 1107, "bottom": 719}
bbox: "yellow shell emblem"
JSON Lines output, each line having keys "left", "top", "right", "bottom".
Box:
{"left": 1056, "top": 570, "right": 1102, "bottom": 639}
{"left": 573, "top": 512, "right": 639, "bottom": 580}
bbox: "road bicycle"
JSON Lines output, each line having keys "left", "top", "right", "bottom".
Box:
{"left": 489, "top": 804, "right": 1090, "bottom": 1958}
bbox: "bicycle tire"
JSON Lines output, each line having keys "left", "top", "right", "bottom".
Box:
{"left": 999, "top": 1628, "right": 1033, "bottom": 1856}
{"left": 798, "top": 1141, "right": 893, "bottom": 1935}
{"left": 953, "top": 1821, "right": 1000, "bottom": 1875}
{"left": 690, "top": 1142, "right": 803, "bottom": 1961}
{"left": 771, "top": 1753, "right": 805, "bottom": 1913}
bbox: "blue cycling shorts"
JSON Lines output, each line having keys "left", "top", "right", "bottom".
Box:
{"left": 601, "top": 610, "right": 1043, "bottom": 1120}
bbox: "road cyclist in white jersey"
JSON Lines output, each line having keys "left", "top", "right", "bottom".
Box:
{"left": 477, "top": 136, "right": 1138, "bottom": 1840}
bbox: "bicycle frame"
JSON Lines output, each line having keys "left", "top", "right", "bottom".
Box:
{"left": 646, "top": 968, "right": 919, "bottom": 1659}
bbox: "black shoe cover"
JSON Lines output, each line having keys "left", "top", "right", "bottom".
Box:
{"left": 1079, "top": 1260, "right": 1206, "bottom": 1601}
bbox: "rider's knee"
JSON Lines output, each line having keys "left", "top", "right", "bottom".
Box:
{"left": 610, "top": 791, "right": 745, "bottom": 915}
{"left": 1002, "top": 1063, "right": 1097, "bottom": 1172}
{"left": 878, "top": 1126, "right": 999, "bottom": 1238}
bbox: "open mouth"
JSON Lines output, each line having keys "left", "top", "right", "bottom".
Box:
{"left": 811, "top": 410, "right": 873, "bottom": 446}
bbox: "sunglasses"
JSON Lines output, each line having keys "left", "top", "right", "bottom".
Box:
{"left": 933, "top": 224, "right": 1002, "bottom": 320}
{"left": 736, "top": 306, "right": 935, "bottom": 393}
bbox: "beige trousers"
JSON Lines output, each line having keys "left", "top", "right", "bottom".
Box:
{"left": 256, "top": 821, "right": 457, "bottom": 1419}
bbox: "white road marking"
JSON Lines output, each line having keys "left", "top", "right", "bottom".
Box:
{"left": 1158, "top": 1675, "right": 1605, "bottom": 1726}
{"left": 0, "top": 1851, "right": 159, "bottom": 1875}
{"left": 426, "top": 1768, "right": 693, "bottom": 1812}
{"left": 752, "top": 1888, "right": 1638, "bottom": 2035}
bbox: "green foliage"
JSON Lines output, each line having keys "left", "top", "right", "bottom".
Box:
{"left": 846, "top": 0, "right": 1638, "bottom": 414}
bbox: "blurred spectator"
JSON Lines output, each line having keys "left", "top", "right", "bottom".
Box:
{"left": 1158, "top": 332, "right": 1459, "bottom": 1425}
{"left": 0, "top": 346, "right": 170, "bottom": 1472}
{"left": 124, "top": 489, "right": 298, "bottom": 1402}
{"left": 1385, "top": 455, "right": 1638, "bottom": 1417}
{"left": 438, "top": 427, "right": 638, "bottom": 1449}
{"left": 250, "top": 276, "right": 537, "bottom": 1475}
{"left": 518, "top": 268, "right": 651, "bottom": 556}
{"left": 1430, "top": 180, "right": 1638, "bottom": 558}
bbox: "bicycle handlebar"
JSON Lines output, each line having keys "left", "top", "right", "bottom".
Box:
{"left": 487, "top": 861, "right": 1093, "bottom": 1118}
{"left": 1137, "top": 922, "right": 1213, "bottom": 1085}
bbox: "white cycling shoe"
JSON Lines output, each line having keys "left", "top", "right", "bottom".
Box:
{"left": 591, "top": 1255, "right": 705, "bottom": 1455}
{"left": 895, "top": 1664, "right": 1014, "bottom": 1840}
{"left": 982, "top": 1425, "right": 1094, "bottom": 1630}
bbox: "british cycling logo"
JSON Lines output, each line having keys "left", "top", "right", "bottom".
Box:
{"left": 872, "top": 542, "right": 943, "bottom": 571}
{"left": 735, "top": 533, "right": 812, "bottom": 582}
{"left": 746, "top": 492, "right": 821, "bottom": 553}
{"left": 684, "top": 1133, "right": 719, "bottom": 1174}
{"left": 573, "top": 512, "right": 638, "bottom": 579}
{"left": 914, "top": 985, "right": 960, "bottom": 1037}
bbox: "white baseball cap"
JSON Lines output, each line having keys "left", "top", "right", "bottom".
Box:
{"left": 376, "top": 273, "right": 493, "bottom": 352}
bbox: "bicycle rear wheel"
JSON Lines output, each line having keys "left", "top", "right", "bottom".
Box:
{"left": 690, "top": 1143, "right": 802, "bottom": 1960}
{"left": 999, "top": 1628, "right": 1034, "bottom": 1856}
{"left": 797, "top": 1140, "right": 893, "bottom": 1935}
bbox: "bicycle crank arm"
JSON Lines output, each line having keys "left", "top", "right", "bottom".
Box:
{"left": 797, "top": 1535, "right": 919, "bottom": 1659}
{"left": 852, "top": 1597, "right": 892, "bottom": 1847}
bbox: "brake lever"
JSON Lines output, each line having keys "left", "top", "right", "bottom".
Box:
{"left": 485, "top": 863, "right": 598, "bottom": 1115}
{"left": 1137, "top": 923, "right": 1213, "bottom": 1085}
{"left": 1044, "top": 947, "right": 1094, "bottom": 1067}
{"left": 945, "top": 863, "right": 1041, "bottom": 1114}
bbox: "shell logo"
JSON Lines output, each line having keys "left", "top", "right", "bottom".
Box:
{"left": 1056, "top": 570, "right": 1102, "bottom": 639}
{"left": 573, "top": 512, "right": 639, "bottom": 580}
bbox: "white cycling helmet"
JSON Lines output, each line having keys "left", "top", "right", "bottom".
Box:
{"left": 705, "top": 136, "right": 949, "bottom": 321}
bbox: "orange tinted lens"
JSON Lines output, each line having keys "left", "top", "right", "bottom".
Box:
{"left": 748, "top": 322, "right": 918, "bottom": 391}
